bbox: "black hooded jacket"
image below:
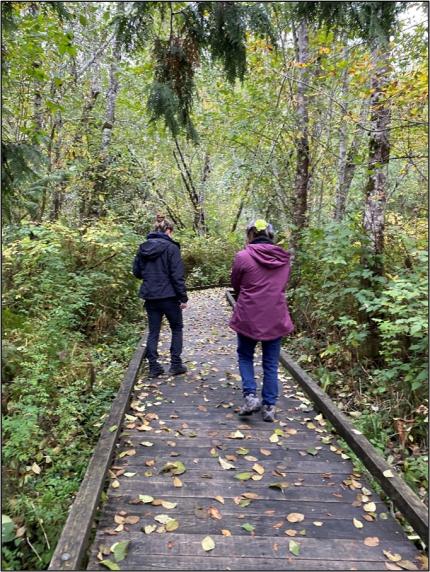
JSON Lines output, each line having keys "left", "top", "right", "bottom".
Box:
{"left": 132, "top": 232, "right": 188, "bottom": 303}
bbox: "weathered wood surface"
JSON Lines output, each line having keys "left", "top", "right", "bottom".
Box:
{"left": 86, "top": 289, "right": 423, "bottom": 570}
{"left": 49, "top": 334, "right": 147, "bottom": 571}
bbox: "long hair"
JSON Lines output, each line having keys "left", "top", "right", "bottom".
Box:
{"left": 154, "top": 213, "right": 174, "bottom": 233}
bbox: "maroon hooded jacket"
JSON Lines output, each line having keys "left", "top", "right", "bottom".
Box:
{"left": 229, "top": 241, "right": 294, "bottom": 341}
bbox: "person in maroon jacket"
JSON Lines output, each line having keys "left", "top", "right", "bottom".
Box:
{"left": 229, "top": 219, "right": 294, "bottom": 422}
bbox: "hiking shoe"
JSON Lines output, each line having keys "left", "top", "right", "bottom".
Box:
{"left": 148, "top": 364, "right": 165, "bottom": 378}
{"left": 169, "top": 364, "right": 187, "bottom": 376}
{"left": 261, "top": 404, "right": 275, "bottom": 422}
{"left": 238, "top": 394, "right": 261, "bottom": 416}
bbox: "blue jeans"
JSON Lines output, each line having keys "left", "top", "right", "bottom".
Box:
{"left": 237, "top": 334, "right": 282, "bottom": 406}
{"left": 145, "top": 298, "right": 183, "bottom": 366}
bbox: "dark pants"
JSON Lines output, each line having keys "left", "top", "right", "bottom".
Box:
{"left": 237, "top": 334, "right": 282, "bottom": 406}
{"left": 145, "top": 298, "right": 183, "bottom": 367}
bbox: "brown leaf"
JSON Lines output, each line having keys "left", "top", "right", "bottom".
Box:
{"left": 287, "top": 513, "right": 304, "bottom": 523}
{"left": 260, "top": 449, "right": 272, "bottom": 456}
{"left": 285, "top": 529, "right": 297, "bottom": 536}
{"left": 221, "top": 529, "right": 231, "bottom": 537}
{"left": 364, "top": 537, "right": 379, "bottom": 547}
{"left": 124, "top": 516, "right": 140, "bottom": 525}
{"left": 214, "top": 496, "right": 225, "bottom": 504}
{"left": 173, "top": 477, "right": 183, "bottom": 488}
{"left": 208, "top": 507, "right": 222, "bottom": 520}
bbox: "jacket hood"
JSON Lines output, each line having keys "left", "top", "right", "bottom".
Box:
{"left": 139, "top": 234, "right": 174, "bottom": 260}
{"left": 246, "top": 243, "right": 291, "bottom": 268}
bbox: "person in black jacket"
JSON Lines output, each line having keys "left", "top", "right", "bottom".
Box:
{"left": 133, "top": 215, "right": 188, "bottom": 377}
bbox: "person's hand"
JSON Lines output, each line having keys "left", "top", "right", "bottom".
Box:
{"left": 180, "top": 303, "right": 187, "bottom": 310}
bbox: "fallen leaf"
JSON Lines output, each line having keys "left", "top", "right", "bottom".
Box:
{"left": 353, "top": 518, "right": 364, "bottom": 529}
{"left": 160, "top": 461, "right": 186, "bottom": 475}
{"left": 140, "top": 442, "right": 154, "bottom": 447}
{"left": 241, "top": 523, "right": 255, "bottom": 532}
{"left": 242, "top": 493, "right": 259, "bottom": 499}
{"left": 100, "top": 560, "right": 120, "bottom": 570}
{"left": 208, "top": 507, "right": 222, "bottom": 520}
{"left": 31, "top": 463, "right": 41, "bottom": 475}
{"left": 221, "top": 529, "right": 231, "bottom": 537}
{"left": 111, "top": 540, "right": 129, "bottom": 562}
{"left": 252, "top": 463, "right": 265, "bottom": 475}
{"left": 289, "top": 540, "right": 301, "bottom": 556}
{"left": 363, "top": 502, "right": 376, "bottom": 512}
{"left": 397, "top": 561, "right": 418, "bottom": 571}
{"left": 201, "top": 536, "right": 215, "bottom": 551}
{"left": 214, "top": 496, "right": 224, "bottom": 504}
{"left": 285, "top": 529, "right": 297, "bottom": 536}
{"left": 383, "top": 549, "right": 401, "bottom": 560}
{"left": 160, "top": 501, "right": 177, "bottom": 509}
{"left": 364, "top": 537, "right": 380, "bottom": 547}
{"left": 154, "top": 514, "right": 172, "bottom": 524}
{"left": 306, "top": 447, "right": 318, "bottom": 456}
{"left": 143, "top": 525, "right": 157, "bottom": 534}
{"left": 165, "top": 519, "right": 179, "bottom": 532}
{"left": 111, "top": 480, "right": 120, "bottom": 489}
{"left": 235, "top": 472, "right": 252, "bottom": 481}
{"left": 383, "top": 470, "right": 394, "bottom": 478}
{"left": 123, "top": 472, "right": 136, "bottom": 478}
{"left": 313, "top": 521, "right": 323, "bottom": 527}
{"left": 269, "top": 434, "right": 279, "bottom": 443}
{"left": 229, "top": 431, "right": 245, "bottom": 439}
{"left": 124, "top": 516, "right": 139, "bottom": 525}
{"left": 219, "top": 457, "right": 235, "bottom": 470}
{"left": 244, "top": 455, "right": 258, "bottom": 462}
{"left": 287, "top": 513, "right": 304, "bottom": 523}
{"left": 236, "top": 447, "right": 249, "bottom": 455}
{"left": 139, "top": 495, "right": 154, "bottom": 504}
{"left": 173, "top": 477, "right": 183, "bottom": 487}
{"left": 260, "top": 449, "right": 271, "bottom": 456}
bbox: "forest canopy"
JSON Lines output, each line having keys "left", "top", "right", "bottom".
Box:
{"left": 1, "top": 2, "right": 428, "bottom": 570}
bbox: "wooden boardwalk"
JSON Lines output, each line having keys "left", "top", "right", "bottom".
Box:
{"left": 86, "top": 289, "right": 423, "bottom": 571}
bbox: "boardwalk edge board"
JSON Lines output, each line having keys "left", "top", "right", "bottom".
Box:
{"left": 48, "top": 333, "right": 148, "bottom": 571}
{"left": 225, "top": 289, "right": 429, "bottom": 544}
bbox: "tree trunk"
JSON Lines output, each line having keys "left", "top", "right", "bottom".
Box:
{"left": 87, "top": 3, "right": 123, "bottom": 219}
{"left": 363, "top": 43, "right": 391, "bottom": 276}
{"left": 197, "top": 153, "right": 210, "bottom": 235}
{"left": 360, "top": 40, "right": 391, "bottom": 361}
{"left": 335, "top": 99, "right": 368, "bottom": 221}
{"left": 291, "top": 20, "right": 310, "bottom": 247}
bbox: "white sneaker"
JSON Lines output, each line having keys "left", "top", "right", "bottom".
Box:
{"left": 238, "top": 394, "right": 261, "bottom": 416}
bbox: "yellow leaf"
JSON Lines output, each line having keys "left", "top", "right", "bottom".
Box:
{"left": 214, "top": 496, "right": 224, "bottom": 504}
{"left": 383, "top": 470, "right": 394, "bottom": 478}
{"left": 353, "top": 518, "right": 363, "bottom": 529}
{"left": 269, "top": 434, "right": 279, "bottom": 443}
{"left": 173, "top": 477, "right": 182, "bottom": 487}
{"left": 201, "top": 536, "right": 215, "bottom": 551}
{"left": 31, "top": 463, "right": 41, "bottom": 475}
{"left": 111, "top": 479, "right": 120, "bottom": 489}
{"left": 363, "top": 502, "right": 376, "bottom": 512}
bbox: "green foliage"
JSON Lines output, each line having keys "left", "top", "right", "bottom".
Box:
{"left": 179, "top": 231, "right": 241, "bottom": 286}
{"left": 2, "top": 219, "right": 142, "bottom": 570}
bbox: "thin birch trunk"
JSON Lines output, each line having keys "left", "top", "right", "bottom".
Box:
{"left": 291, "top": 20, "right": 310, "bottom": 248}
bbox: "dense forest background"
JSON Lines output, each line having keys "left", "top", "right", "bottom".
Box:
{"left": 2, "top": 2, "right": 428, "bottom": 569}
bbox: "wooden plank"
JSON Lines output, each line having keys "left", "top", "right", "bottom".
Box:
{"left": 87, "top": 532, "right": 421, "bottom": 562}
{"left": 105, "top": 481, "right": 379, "bottom": 504}
{"left": 87, "top": 555, "right": 395, "bottom": 570}
{"left": 226, "top": 289, "right": 429, "bottom": 543}
{"left": 98, "top": 507, "right": 404, "bottom": 539}
{"left": 48, "top": 334, "right": 148, "bottom": 571}
{"left": 96, "top": 495, "right": 389, "bottom": 521}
